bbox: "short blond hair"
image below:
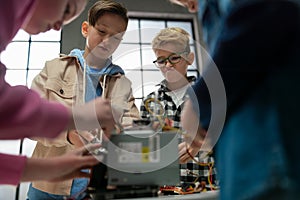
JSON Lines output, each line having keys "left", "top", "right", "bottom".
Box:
{"left": 152, "top": 27, "right": 191, "bottom": 53}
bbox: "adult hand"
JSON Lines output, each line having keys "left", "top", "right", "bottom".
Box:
{"left": 69, "top": 97, "right": 115, "bottom": 137}
{"left": 178, "top": 141, "right": 201, "bottom": 164}
{"left": 181, "top": 99, "right": 206, "bottom": 149}
{"left": 67, "top": 130, "right": 96, "bottom": 148}
{"left": 21, "top": 143, "right": 101, "bottom": 182}
{"left": 169, "top": 0, "right": 198, "bottom": 13}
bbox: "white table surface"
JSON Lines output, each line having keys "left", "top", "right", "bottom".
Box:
{"left": 114, "top": 191, "right": 219, "bottom": 200}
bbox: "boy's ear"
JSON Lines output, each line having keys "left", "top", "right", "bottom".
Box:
{"left": 187, "top": 52, "right": 195, "bottom": 65}
{"left": 81, "top": 21, "right": 89, "bottom": 38}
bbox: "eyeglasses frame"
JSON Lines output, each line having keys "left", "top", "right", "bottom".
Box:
{"left": 153, "top": 51, "right": 188, "bottom": 68}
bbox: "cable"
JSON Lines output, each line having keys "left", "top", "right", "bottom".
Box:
{"left": 185, "top": 145, "right": 217, "bottom": 191}
{"left": 144, "top": 97, "right": 165, "bottom": 128}
{"left": 144, "top": 97, "right": 218, "bottom": 191}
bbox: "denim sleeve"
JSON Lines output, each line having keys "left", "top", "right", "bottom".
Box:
{"left": 190, "top": 0, "right": 300, "bottom": 129}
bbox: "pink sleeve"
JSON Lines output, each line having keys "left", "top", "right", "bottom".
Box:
{"left": 0, "top": 63, "right": 69, "bottom": 139}
{"left": 0, "top": 0, "right": 36, "bottom": 52}
{"left": 0, "top": 153, "right": 27, "bottom": 185}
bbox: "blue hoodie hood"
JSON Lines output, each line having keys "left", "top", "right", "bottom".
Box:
{"left": 69, "top": 49, "right": 125, "bottom": 102}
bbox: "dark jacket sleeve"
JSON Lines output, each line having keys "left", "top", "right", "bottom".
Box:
{"left": 190, "top": 0, "right": 300, "bottom": 129}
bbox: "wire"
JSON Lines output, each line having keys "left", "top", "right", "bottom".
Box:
{"left": 144, "top": 97, "right": 165, "bottom": 127}
{"left": 185, "top": 145, "right": 217, "bottom": 190}
{"left": 144, "top": 96, "right": 218, "bottom": 191}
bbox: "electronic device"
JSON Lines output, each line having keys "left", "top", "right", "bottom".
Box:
{"left": 88, "top": 130, "right": 181, "bottom": 199}
{"left": 106, "top": 130, "right": 180, "bottom": 187}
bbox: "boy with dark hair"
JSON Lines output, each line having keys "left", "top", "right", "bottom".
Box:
{"left": 27, "top": 1, "right": 139, "bottom": 199}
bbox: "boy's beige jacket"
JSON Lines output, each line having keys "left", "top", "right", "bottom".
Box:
{"left": 30, "top": 55, "right": 139, "bottom": 195}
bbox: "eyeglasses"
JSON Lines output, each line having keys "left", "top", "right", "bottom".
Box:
{"left": 153, "top": 52, "right": 187, "bottom": 68}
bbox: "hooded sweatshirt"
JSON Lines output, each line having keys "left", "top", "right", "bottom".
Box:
{"left": 69, "top": 49, "right": 124, "bottom": 102}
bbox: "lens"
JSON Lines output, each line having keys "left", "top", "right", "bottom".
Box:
{"left": 156, "top": 58, "right": 166, "bottom": 65}
{"left": 169, "top": 55, "right": 181, "bottom": 64}
{"left": 153, "top": 53, "right": 183, "bottom": 68}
